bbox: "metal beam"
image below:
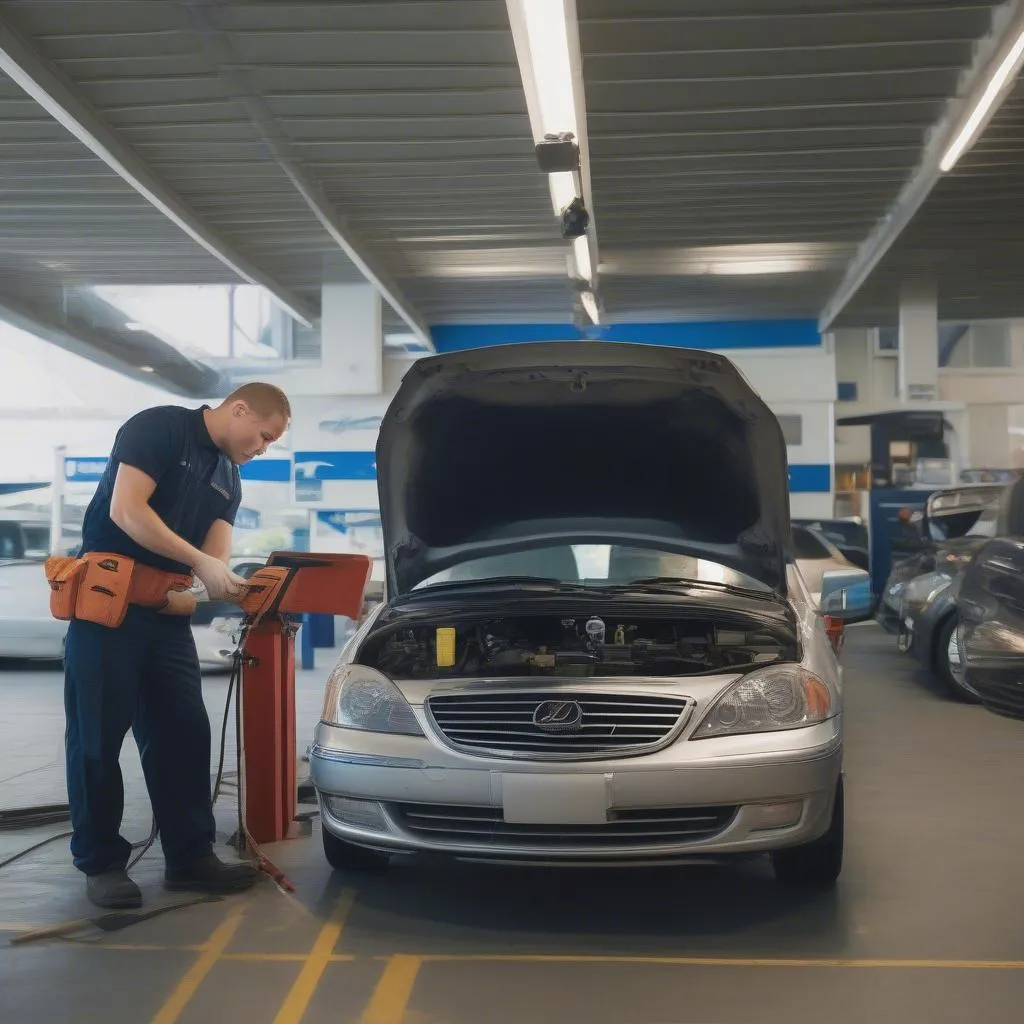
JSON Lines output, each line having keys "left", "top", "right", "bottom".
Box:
{"left": 180, "top": 1, "right": 434, "bottom": 350}
{"left": 0, "top": 288, "right": 227, "bottom": 397}
{"left": 819, "top": 0, "right": 1024, "bottom": 331}
{"left": 0, "top": 15, "right": 317, "bottom": 328}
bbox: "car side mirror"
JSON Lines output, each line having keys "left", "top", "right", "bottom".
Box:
{"left": 820, "top": 568, "right": 873, "bottom": 623}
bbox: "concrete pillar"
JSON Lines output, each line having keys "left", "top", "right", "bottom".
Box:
{"left": 320, "top": 283, "right": 383, "bottom": 395}
{"left": 897, "top": 280, "right": 938, "bottom": 403}
{"left": 967, "top": 404, "right": 1011, "bottom": 468}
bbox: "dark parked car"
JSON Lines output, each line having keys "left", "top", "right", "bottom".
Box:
{"left": 956, "top": 479, "right": 1024, "bottom": 720}
{"left": 876, "top": 484, "right": 1004, "bottom": 634}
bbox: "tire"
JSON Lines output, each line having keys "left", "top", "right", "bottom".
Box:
{"left": 322, "top": 827, "right": 391, "bottom": 873}
{"left": 771, "top": 776, "right": 844, "bottom": 889}
{"left": 934, "top": 615, "right": 981, "bottom": 705}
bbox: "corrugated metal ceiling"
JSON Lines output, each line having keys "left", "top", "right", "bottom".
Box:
{"left": 0, "top": 0, "right": 1015, "bottom": 343}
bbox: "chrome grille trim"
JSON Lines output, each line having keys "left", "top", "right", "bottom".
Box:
{"left": 425, "top": 689, "right": 693, "bottom": 761}
{"left": 390, "top": 802, "right": 737, "bottom": 848}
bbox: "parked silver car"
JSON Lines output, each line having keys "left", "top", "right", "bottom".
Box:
{"left": 310, "top": 343, "right": 861, "bottom": 887}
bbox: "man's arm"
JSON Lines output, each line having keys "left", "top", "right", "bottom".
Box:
{"left": 110, "top": 464, "right": 207, "bottom": 569}
{"left": 109, "top": 465, "right": 246, "bottom": 599}
{"left": 201, "top": 519, "right": 234, "bottom": 565}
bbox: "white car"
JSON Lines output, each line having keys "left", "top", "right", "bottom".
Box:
{"left": 792, "top": 525, "right": 862, "bottom": 608}
{"left": 311, "top": 342, "right": 868, "bottom": 887}
{"left": 0, "top": 558, "right": 246, "bottom": 671}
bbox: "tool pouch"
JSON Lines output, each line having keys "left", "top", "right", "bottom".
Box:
{"left": 76, "top": 554, "right": 136, "bottom": 629}
{"left": 131, "top": 562, "right": 193, "bottom": 610}
{"left": 44, "top": 556, "right": 88, "bottom": 621}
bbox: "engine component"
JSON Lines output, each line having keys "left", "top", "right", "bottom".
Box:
{"left": 361, "top": 611, "right": 793, "bottom": 680}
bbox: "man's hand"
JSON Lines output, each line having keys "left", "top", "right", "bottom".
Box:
{"left": 194, "top": 554, "right": 249, "bottom": 602}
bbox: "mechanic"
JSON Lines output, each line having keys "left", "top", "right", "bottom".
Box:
{"left": 62, "top": 382, "right": 291, "bottom": 909}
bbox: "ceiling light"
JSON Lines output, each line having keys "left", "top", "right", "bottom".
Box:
{"left": 941, "top": 27, "right": 1024, "bottom": 172}
{"left": 580, "top": 290, "right": 600, "bottom": 325}
{"left": 572, "top": 235, "right": 593, "bottom": 282}
{"left": 124, "top": 321, "right": 144, "bottom": 331}
{"left": 138, "top": 365, "right": 155, "bottom": 373}
{"left": 548, "top": 170, "right": 577, "bottom": 216}
{"left": 518, "top": 0, "right": 577, "bottom": 140}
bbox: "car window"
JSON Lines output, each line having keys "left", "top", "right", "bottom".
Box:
{"left": 792, "top": 526, "right": 833, "bottom": 560}
{"left": 417, "top": 543, "right": 769, "bottom": 592}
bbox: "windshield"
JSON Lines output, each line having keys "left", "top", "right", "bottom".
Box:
{"left": 414, "top": 543, "right": 771, "bottom": 593}
{"left": 966, "top": 505, "right": 1000, "bottom": 539}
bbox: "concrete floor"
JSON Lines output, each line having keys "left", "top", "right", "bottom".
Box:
{"left": 2, "top": 625, "right": 1024, "bottom": 1023}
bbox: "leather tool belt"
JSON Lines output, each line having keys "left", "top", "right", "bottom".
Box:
{"left": 44, "top": 552, "right": 194, "bottom": 629}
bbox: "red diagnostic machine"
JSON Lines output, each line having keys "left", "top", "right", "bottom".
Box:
{"left": 238, "top": 551, "right": 372, "bottom": 846}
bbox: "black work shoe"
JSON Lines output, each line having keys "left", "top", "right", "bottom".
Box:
{"left": 164, "top": 854, "right": 260, "bottom": 894}
{"left": 86, "top": 869, "right": 143, "bottom": 910}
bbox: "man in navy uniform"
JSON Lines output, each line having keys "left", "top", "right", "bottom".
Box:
{"left": 65, "top": 382, "right": 290, "bottom": 908}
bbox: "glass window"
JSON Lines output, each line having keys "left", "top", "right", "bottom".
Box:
{"left": 791, "top": 526, "right": 832, "bottom": 560}
{"left": 417, "top": 543, "right": 769, "bottom": 592}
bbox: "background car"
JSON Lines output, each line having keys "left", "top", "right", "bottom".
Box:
{"left": 955, "top": 478, "right": 1024, "bottom": 720}
{"left": 793, "top": 517, "right": 869, "bottom": 571}
{"left": 876, "top": 484, "right": 1004, "bottom": 634}
{"left": 791, "top": 524, "right": 867, "bottom": 609}
{"left": 0, "top": 552, "right": 266, "bottom": 670}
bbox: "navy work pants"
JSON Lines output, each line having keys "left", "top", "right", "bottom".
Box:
{"left": 63, "top": 605, "right": 216, "bottom": 875}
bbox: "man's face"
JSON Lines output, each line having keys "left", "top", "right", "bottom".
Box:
{"left": 225, "top": 402, "right": 288, "bottom": 465}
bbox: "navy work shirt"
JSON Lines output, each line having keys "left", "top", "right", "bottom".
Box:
{"left": 80, "top": 405, "right": 242, "bottom": 575}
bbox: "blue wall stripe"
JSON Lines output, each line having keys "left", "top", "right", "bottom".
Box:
{"left": 431, "top": 319, "right": 821, "bottom": 353}
{"left": 294, "top": 451, "right": 377, "bottom": 481}
{"left": 788, "top": 464, "right": 832, "bottom": 494}
{"left": 239, "top": 458, "right": 291, "bottom": 482}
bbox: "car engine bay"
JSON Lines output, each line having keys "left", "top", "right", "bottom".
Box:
{"left": 359, "top": 612, "right": 796, "bottom": 679}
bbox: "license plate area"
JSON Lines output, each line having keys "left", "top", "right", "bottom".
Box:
{"left": 501, "top": 773, "right": 611, "bottom": 825}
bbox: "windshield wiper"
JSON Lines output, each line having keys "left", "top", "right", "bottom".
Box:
{"left": 418, "top": 576, "right": 591, "bottom": 592}
{"left": 620, "top": 577, "right": 778, "bottom": 599}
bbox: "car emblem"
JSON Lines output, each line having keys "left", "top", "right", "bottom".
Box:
{"left": 532, "top": 700, "right": 584, "bottom": 734}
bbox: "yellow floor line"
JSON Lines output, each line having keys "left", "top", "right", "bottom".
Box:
{"left": 270, "top": 889, "right": 357, "bottom": 1024}
{"left": 149, "top": 903, "right": 246, "bottom": 1024}
{"left": 357, "top": 955, "right": 423, "bottom": 1024}
{"left": 224, "top": 952, "right": 355, "bottom": 963}
{"left": 420, "top": 953, "right": 1024, "bottom": 970}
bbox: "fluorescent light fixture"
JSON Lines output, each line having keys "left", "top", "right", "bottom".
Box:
{"left": 941, "top": 27, "right": 1024, "bottom": 172}
{"left": 138, "top": 365, "right": 155, "bottom": 373}
{"left": 124, "top": 321, "right": 144, "bottom": 331}
{"left": 580, "top": 290, "right": 600, "bottom": 325}
{"left": 548, "top": 170, "right": 577, "bottom": 216}
{"left": 520, "top": 0, "right": 577, "bottom": 140}
{"left": 572, "top": 235, "right": 593, "bottom": 282}
{"left": 602, "top": 243, "right": 846, "bottom": 278}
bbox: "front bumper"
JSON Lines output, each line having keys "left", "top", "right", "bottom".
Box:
{"left": 310, "top": 719, "right": 842, "bottom": 865}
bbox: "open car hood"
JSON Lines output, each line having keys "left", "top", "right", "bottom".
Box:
{"left": 376, "top": 342, "right": 792, "bottom": 596}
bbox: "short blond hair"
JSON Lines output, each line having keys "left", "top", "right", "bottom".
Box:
{"left": 223, "top": 382, "right": 291, "bottom": 421}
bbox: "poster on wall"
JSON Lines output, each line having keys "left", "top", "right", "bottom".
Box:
{"left": 313, "top": 510, "right": 384, "bottom": 559}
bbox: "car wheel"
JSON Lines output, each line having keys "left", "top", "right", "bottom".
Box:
{"left": 771, "top": 776, "right": 844, "bottom": 889}
{"left": 322, "top": 827, "right": 390, "bottom": 873}
{"left": 935, "top": 615, "right": 981, "bottom": 705}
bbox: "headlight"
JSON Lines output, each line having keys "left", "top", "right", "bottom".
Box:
{"left": 902, "top": 572, "right": 951, "bottom": 611}
{"left": 692, "top": 665, "right": 834, "bottom": 740}
{"left": 320, "top": 664, "right": 423, "bottom": 736}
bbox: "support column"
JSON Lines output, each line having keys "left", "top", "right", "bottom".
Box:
{"left": 320, "top": 282, "right": 383, "bottom": 395}
{"left": 897, "top": 279, "right": 938, "bottom": 403}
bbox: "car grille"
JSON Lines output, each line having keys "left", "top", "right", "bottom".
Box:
{"left": 390, "top": 802, "right": 736, "bottom": 849}
{"left": 425, "top": 691, "right": 691, "bottom": 760}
